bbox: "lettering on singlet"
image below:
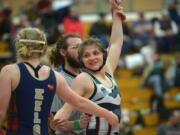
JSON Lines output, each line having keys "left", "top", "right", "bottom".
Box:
{"left": 33, "top": 88, "right": 44, "bottom": 135}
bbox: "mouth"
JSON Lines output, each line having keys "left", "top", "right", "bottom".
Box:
{"left": 89, "top": 60, "right": 99, "bottom": 66}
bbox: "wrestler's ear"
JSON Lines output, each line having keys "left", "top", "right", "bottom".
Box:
{"left": 60, "top": 49, "right": 67, "bottom": 57}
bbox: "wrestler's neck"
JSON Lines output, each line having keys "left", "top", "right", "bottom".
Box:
{"left": 64, "top": 63, "right": 80, "bottom": 76}
{"left": 89, "top": 67, "right": 106, "bottom": 79}
{"left": 22, "top": 57, "right": 41, "bottom": 67}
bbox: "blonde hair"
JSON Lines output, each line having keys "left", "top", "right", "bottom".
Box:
{"left": 16, "top": 27, "right": 47, "bottom": 59}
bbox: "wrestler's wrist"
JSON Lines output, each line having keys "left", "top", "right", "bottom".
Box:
{"left": 73, "top": 120, "right": 81, "bottom": 130}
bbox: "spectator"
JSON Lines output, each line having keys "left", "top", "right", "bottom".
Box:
{"left": 52, "top": 0, "right": 73, "bottom": 23}
{"left": 121, "top": 21, "right": 134, "bottom": 54}
{"left": 154, "top": 11, "right": 178, "bottom": 53}
{"left": 89, "top": 12, "right": 111, "bottom": 48}
{"left": 0, "top": 5, "right": 13, "bottom": 40}
{"left": 141, "top": 52, "right": 165, "bottom": 97}
{"left": 166, "top": 52, "right": 180, "bottom": 87}
{"left": 141, "top": 52, "right": 168, "bottom": 120}
{"left": 156, "top": 110, "right": 180, "bottom": 135}
{"left": 132, "top": 12, "right": 153, "bottom": 51}
{"left": 63, "top": 6, "right": 83, "bottom": 37}
{"left": 24, "top": 1, "right": 40, "bottom": 27}
{"left": 168, "top": 0, "right": 180, "bottom": 27}
{"left": 119, "top": 109, "right": 132, "bottom": 135}
{"left": 36, "top": 0, "right": 52, "bottom": 14}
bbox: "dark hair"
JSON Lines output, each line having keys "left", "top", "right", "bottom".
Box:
{"left": 99, "top": 12, "right": 106, "bottom": 18}
{"left": 50, "top": 34, "right": 81, "bottom": 67}
{"left": 78, "top": 37, "right": 107, "bottom": 69}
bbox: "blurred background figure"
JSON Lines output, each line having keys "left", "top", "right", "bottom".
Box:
{"left": 167, "top": 0, "right": 180, "bottom": 27}
{"left": 132, "top": 12, "right": 153, "bottom": 51}
{"left": 119, "top": 109, "right": 132, "bottom": 135}
{"left": 140, "top": 52, "right": 169, "bottom": 121}
{"left": 156, "top": 110, "right": 180, "bottom": 135}
{"left": 166, "top": 52, "right": 180, "bottom": 88}
{"left": 141, "top": 52, "right": 166, "bottom": 98}
{"left": 154, "top": 10, "right": 178, "bottom": 53}
{"left": 89, "top": 12, "right": 111, "bottom": 48}
{"left": 62, "top": 5, "right": 83, "bottom": 37}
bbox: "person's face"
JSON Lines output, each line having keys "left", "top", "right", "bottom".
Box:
{"left": 66, "top": 37, "right": 82, "bottom": 68}
{"left": 82, "top": 45, "right": 104, "bottom": 71}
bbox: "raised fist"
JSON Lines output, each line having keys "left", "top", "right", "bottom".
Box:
{"left": 109, "top": 0, "right": 126, "bottom": 21}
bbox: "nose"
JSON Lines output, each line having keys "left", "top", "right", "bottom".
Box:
{"left": 88, "top": 54, "right": 96, "bottom": 61}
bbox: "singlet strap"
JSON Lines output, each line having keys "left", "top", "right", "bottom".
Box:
{"left": 83, "top": 70, "right": 101, "bottom": 84}
{"left": 105, "top": 72, "right": 113, "bottom": 79}
{"left": 24, "top": 62, "right": 42, "bottom": 78}
{"left": 84, "top": 70, "right": 113, "bottom": 84}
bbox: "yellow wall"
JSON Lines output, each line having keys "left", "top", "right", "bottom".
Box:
{"left": 3, "top": 0, "right": 36, "bottom": 15}
{"left": 132, "top": 0, "right": 163, "bottom": 11}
